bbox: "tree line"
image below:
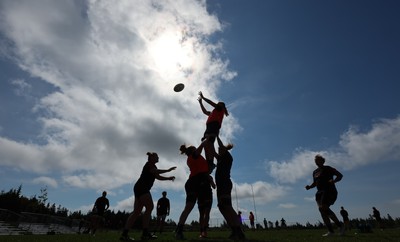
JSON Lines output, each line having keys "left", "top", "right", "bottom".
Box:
{"left": 1, "top": 186, "right": 399, "bottom": 231}
{"left": 0, "top": 185, "right": 176, "bottom": 230}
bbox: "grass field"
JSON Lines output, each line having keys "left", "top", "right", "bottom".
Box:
{"left": 0, "top": 228, "right": 399, "bottom": 242}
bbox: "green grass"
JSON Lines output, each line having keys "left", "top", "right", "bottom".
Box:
{"left": 0, "top": 228, "right": 399, "bottom": 242}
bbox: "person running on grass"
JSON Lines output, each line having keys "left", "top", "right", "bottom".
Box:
{"left": 305, "top": 154, "right": 345, "bottom": 237}
{"left": 175, "top": 141, "right": 211, "bottom": 240}
{"left": 120, "top": 152, "right": 176, "bottom": 241}
{"left": 198, "top": 91, "right": 229, "bottom": 173}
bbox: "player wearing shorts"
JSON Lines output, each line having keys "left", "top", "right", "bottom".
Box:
{"left": 198, "top": 91, "right": 229, "bottom": 173}
{"left": 120, "top": 152, "right": 176, "bottom": 241}
{"left": 305, "top": 154, "right": 345, "bottom": 237}
{"left": 215, "top": 136, "right": 245, "bottom": 240}
{"left": 175, "top": 142, "right": 210, "bottom": 240}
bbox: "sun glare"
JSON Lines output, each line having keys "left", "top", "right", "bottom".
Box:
{"left": 148, "top": 30, "right": 195, "bottom": 78}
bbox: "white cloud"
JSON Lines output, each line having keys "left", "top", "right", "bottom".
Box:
{"left": 0, "top": 138, "right": 49, "bottom": 173}
{"left": 266, "top": 116, "right": 400, "bottom": 183}
{"left": 339, "top": 117, "right": 400, "bottom": 167}
{"left": 113, "top": 195, "right": 134, "bottom": 213}
{"left": 267, "top": 150, "right": 320, "bottom": 184}
{"left": 11, "top": 79, "right": 32, "bottom": 97}
{"left": 32, "top": 176, "right": 58, "bottom": 188}
{"left": 233, "top": 181, "right": 288, "bottom": 204}
{"left": 304, "top": 196, "right": 314, "bottom": 202}
{"left": 0, "top": 0, "right": 238, "bottom": 191}
{"left": 278, "top": 203, "right": 297, "bottom": 209}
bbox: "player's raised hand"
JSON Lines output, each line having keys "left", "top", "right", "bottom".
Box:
{"left": 198, "top": 91, "right": 204, "bottom": 99}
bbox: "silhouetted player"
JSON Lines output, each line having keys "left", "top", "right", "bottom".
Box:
{"left": 90, "top": 191, "right": 109, "bottom": 235}
{"left": 215, "top": 137, "right": 245, "bottom": 240}
{"left": 305, "top": 154, "right": 345, "bottom": 237}
{"left": 340, "top": 206, "right": 350, "bottom": 231}
{"left": 198, "top": 91, "right": 229, "bottom": 173}
{"left": 120, "top": 152, "right": 175, "bottom": 241}
{"left": 155, "top": 191, "right": 170, "bottom": 234}
{"left": 175, "top": 142, "right": 210, "bottom": 240}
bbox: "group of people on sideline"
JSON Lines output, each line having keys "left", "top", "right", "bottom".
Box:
{"left": 84, "top": 92, "right": 387, "bottom": 240}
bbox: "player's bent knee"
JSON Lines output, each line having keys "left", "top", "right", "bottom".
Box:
{"left": 319, "top": 206, "right": 329, "bottom": 214}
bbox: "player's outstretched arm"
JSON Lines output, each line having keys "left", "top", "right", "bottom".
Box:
{"left": 155, "top": 175, "right": 175, "bottom": 181}
{"left": 199, "top": 91, "right": 217, "bottom": 108}
{"left": 198, "top": 97, "right": 210, "bottom": 115}
{"left": 156, "top": 166, "right": 177, "bottom": 174}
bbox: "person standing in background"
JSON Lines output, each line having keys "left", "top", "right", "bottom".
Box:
{"left": 90, "top": 191, "right": 109, "bottom": 236}
{"left": 340, "top": 206, "right": 350, "bottom": 231}
{"left": 155, "top": 191, "right": 170, "bottom": 234}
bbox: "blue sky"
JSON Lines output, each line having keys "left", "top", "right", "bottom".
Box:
{"left": 0, "top": 0, "right": 399, "bottom": 227}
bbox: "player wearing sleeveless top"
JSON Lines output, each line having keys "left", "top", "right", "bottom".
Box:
{"left": 198, "top": 91, "right": 229, "bottom": 173}
{"left": 175, "top": 142, "right": 211, "bottom": 240}
{"left": 215, "top": 136, "right": 245, "bottom": 240}
{"left": 305, "top": 154, "right": 345, "bottom": 237}
{"left": 120, "top": 152, "right": 176, "bottom": 241}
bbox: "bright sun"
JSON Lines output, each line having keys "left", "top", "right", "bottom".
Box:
{"left": 148, "top": 30, "right": 195, "bottom": 78}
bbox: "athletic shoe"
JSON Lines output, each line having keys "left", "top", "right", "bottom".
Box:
{"left": 199, "top": 231, "right": 207, "bottom": 238}
{"left": 141, "top": 233, "right": 157, "bottom": 240}
{"left": 322, "top": 232, "right": 334, "bottom": 237}
{"left": 119, "top": 235, "right": 135, "bottom": 241}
